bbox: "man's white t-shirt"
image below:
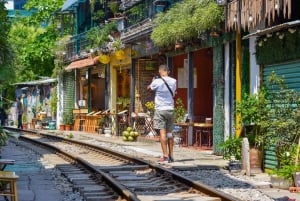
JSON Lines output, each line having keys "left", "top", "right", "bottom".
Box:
{"left": 150, "top": 76, "right": 177, "bottom": 110}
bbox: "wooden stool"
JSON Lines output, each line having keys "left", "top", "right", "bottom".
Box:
{"left": 0, "top": 171, "right": 18, "bottom": 201}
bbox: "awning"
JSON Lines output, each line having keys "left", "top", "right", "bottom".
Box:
{"left": 13, "top": 78, "right": 57, "bottom": 86}
{"left": 61, "top": 0, "right": 78, "bottom": 11}
{"left": 65, "top": 56, "right": 100, "bottom": 71}
{"left": 243, "top": 20, "right": 300, "bottom": 40}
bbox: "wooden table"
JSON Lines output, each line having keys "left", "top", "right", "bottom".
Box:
{"left": 193, "top": 123, "right": 213, "bottom": 148}
{"left": 174, "top": 122, "right": 192, "bottom": 147}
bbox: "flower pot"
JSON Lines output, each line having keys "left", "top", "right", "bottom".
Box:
{"left": 22, "top": 123, "right": 28, "bottom": 130}
{"left": 65, "top": 125, "right": 71, "bottom": 131}
{"left": 59, "top": 124, "right": 65, "bottom": 131}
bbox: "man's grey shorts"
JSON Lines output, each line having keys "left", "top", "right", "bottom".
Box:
{"left": 153, "top": 110, "right": 174, "bottom": 131}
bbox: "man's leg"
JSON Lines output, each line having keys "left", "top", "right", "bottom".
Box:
{"left": 160, "top": 129, "right": 169, "bottom": 158}
{"left": 167, "top": 132, "right": 174, "bottom": 159}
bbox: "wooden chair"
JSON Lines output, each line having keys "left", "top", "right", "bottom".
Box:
{"left": 73, "top": 109, "right": 81, "bottom": 131}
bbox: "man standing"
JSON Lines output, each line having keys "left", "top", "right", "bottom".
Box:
{"left": 16, "top": 97, "right": 23, "bottom": 129}
{"left": 147, "top": 64, "right": 177, "bottom": 163}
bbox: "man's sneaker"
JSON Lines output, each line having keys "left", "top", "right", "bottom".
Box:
{"left": 157, "top": 156, "right": 169, "bottom": 164}
{"left": 168, "top": 156, "right": 174, "bottom": 163}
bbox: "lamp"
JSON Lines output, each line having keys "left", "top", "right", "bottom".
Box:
{"left": 288, "top": 28, "right": 297, "bottom": 34}
{"left": 248, "top": 15, "right": 253, "bottom": 23}
{"left": 278, "top": 32, "right": 285, "bottom": 40}
{"left": 85, "top": 70, "right": 89, "bottom": 79}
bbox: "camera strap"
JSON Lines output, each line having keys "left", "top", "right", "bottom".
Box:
{"left": 160, "top": 77, "right": 174, "bottom": 97}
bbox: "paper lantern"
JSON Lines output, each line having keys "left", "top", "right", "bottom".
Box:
{"left": 114, "top": 50, "right": 125, "bottom": 60}
{"left": 99, "top": 54, "right": 110, "bottom": 64}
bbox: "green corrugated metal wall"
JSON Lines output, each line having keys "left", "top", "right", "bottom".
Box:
{"left": 263, "top": 61, "right": 300, "bottom": 92}
{"left": 63, "top": 72, "right": 75, "bottom": 116}
{"left": 263, "top": 60, "right": 300, "bottom": 170}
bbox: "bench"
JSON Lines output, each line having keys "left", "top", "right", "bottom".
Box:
{"left": 0, "top": 171, "right": 18, "bottom": 201}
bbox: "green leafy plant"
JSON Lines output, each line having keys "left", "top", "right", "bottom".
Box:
{"left": 219, "top": 136, "right": 242, "bottom": 161}
{"left": 174, "top": 98, "right": 187, "bottom": 122}
{"left": 236, "top": 89, "right": 268, "bottom": 148}
{"left": 86, "top": 22, "right": 117, "bottom": 48}
{"left": 151, "top": 0, "right": 224, "bottom": 47}
{"left": 50, "top": 87, "right": 57, "bottom": 115}
{"left": 111, "top": 38, "right": 124, "bottom": 51}
{"left": 63, "top": 112, "right": 73, "bottom": 125}
{"left": 92, "top": 10, "right": 105, "bottom": 22}
{"left": 66, "top": 133, "right": 74, "bottom": 139}
{"left": 108, "top": 1, "right": 120, "bottom": 16}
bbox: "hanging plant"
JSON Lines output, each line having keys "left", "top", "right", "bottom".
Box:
{"left": 151, "top": 0, "right": 224, "bottom": 47}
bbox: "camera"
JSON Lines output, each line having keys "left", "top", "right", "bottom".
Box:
{"left": 154, "top": 75, "right": 160, "bottom": 79}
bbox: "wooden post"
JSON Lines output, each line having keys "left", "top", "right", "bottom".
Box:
{"left": 187, "top": 52, "right": 194, "bottom": 146}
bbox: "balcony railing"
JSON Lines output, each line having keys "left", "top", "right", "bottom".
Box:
{"left": 65, "top": 31, "right": 92, "bottom": 62}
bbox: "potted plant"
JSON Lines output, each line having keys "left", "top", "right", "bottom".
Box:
{"left": 108, "top": 1, "right": 120, "bottom": 17}
{"left": 219, "top": 136, "right": 242, "bottom": 160}
{"left": 63, "top": 112, "right": 73, "bottom": 131}
{"left": 236, "top": 89, "right": 268, "bottom": 172}
{"left": 22, "top": 115, "right": 28, "bottom": 130}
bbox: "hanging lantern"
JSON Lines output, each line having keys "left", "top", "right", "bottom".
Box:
{"left": 99, "top": 54, "right": 110, "bottom": 64}
{"left": 114, "top": 50, "right": 126, "bottom": 61}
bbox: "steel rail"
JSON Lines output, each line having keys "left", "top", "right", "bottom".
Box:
{"left": 5, "top": 127, "right": 241, "bottom": 201}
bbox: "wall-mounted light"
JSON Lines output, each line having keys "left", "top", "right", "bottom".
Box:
{"left": 275, "top": 2, "right": 279, "bottom": 10}
{"left": 85, "top": 70, "right": 89, "bottom": 79}
{"left": 248, "top": 15, "right": 253, "bottom": 23}
{"left": 266, "top": 33, "right": 272, "bottom": 38}
{"left": 216, "top": 0, "right": 227, "bottom": 6}
{"left": 288, "top": 28, "right": 297, "bottom": 34}
{"left": 233, "top": 14, "right": 237, "bottom": 22}
{"left": 278, "top": 33, "right": 285, "bottom": 40}
{"left": 258, "top": 41, "right": 263, "bottom": 47}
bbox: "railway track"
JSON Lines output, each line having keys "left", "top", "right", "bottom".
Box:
{"left": 4, "top": 127, "right": 240, "bottom": 201}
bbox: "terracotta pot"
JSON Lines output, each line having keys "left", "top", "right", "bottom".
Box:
{"left": 59, "top": 124, "right": 65, "bottom": 131}
{"left": 22, "top": 124, "right": 28, "bottom": 130}
{"left": 65, "top": 125, "right": 71, "bottom": 131}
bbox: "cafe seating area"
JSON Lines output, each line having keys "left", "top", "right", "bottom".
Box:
{"left": 72, "top": 109, "right": 129, "bottom": 135}
{"left": 174, "top": 117, "right": 213, "bottom": 149}
{"left": 71, "top": 109, "right": 213, "bottom": 150}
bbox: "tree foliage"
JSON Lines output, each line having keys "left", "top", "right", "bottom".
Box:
{"left": 151, "top": 0, "right": 224, "bottom": 47}
{"left": 7, "top": 0, "right": 67, "bottom": 81}
{"left": 0, "top": 0, "right": 14, "bottom": 90}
